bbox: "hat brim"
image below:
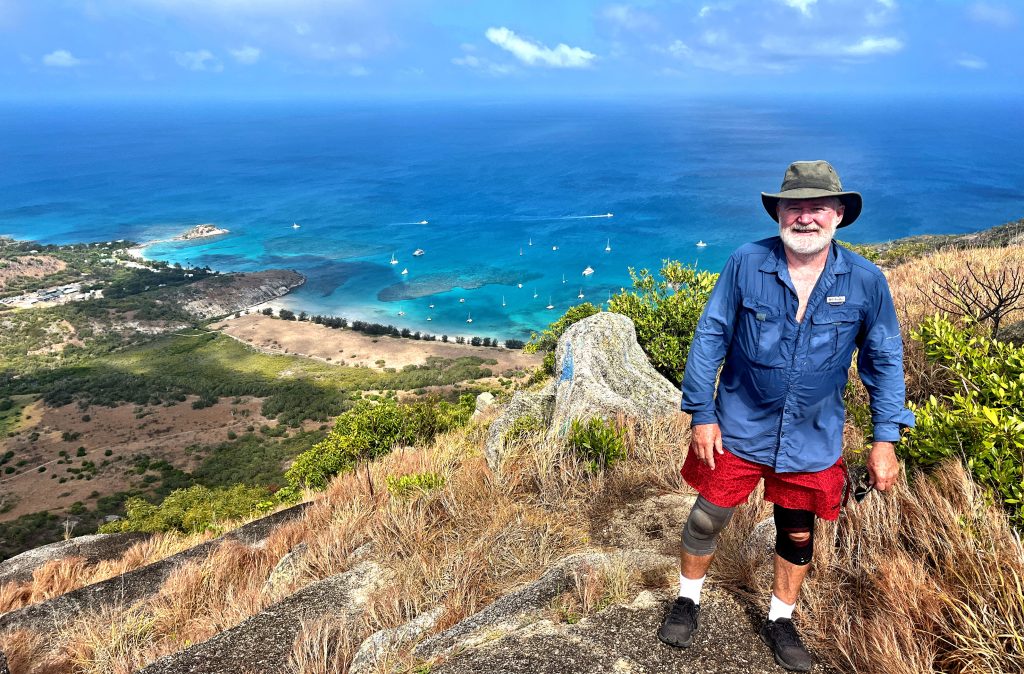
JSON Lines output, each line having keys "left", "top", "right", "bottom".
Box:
{"left": 761, "top": 189, "right": 862, "bottom": 228}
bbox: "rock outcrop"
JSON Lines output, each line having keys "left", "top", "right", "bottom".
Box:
{"left": 0, "top": 503, "right": 309, "bottom": 633}
{"left": 0, "top": 532, "right": 150, "bottom": 586}
{"left": 484, "top": 312, "right": 680, "bottom": 472}
{"left": 484, "top": 383, "right": 556, "bottom": 471}
{"left": 551, "top": 312, "right": 679, "bottom": 435}
{"left": 139, "top": 560, "right": 389, "bottom": 674}
{"left": 174, "top": 270, "right": 305, "bottom": 319}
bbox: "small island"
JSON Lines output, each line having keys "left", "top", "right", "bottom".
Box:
{"left": 173, "top": 224, "right": 229, "bottom": 241}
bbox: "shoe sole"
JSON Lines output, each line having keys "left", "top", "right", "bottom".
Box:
{"left": 657, "top": 628, "right": 694, "bottom": 649}
{"left": 759, "top": 629, "right": 812, "bottom": 672}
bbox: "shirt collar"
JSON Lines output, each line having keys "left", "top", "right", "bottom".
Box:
{"left": 758, "top": 238, "right": 851, "bottom": 275}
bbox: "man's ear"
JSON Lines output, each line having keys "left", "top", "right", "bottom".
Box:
{"left": 834, "top": 204, "right": 845, "bottom": 226}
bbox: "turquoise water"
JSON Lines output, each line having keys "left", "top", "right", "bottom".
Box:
{"left": 1, "top": 96, "right": 1022, "bottom": 339}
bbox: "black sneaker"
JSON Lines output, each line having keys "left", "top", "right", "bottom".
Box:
{"left": 657, "top": 597, "right": 700, "bottom": 648}
{"left": 759, "top": 617, "right": 813, "bottom": 672}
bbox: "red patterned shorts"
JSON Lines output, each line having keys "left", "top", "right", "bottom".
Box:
{"left": 681, "top": 447, "right": 845, "bottom": 521}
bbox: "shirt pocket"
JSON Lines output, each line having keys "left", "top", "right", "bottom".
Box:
{"left": 740, "top": 296, "right": 784, "bottom": 366}
{"left": 809, "top": 306, "right": 862, "bottom": 370}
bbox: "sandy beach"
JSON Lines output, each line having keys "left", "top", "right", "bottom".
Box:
{"left": 212, "top": 313, "right": 542, "bottom": 372}
{"left": 123, "top": 224, "right": 229, "bottom": 262}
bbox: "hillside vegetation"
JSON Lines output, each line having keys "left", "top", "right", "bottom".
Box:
{"left": 0, "top": 222, "right": 1022, "bottom": 674}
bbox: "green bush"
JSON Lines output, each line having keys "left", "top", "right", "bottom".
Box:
{"left": 901, "top": 314, "right": 1024, "bottom": 529}
{"left": 503, "top": 415, "right": 543, "bottom": 444}
{"left": 525, "top": 303, "right": 601, "bottom": 370}
{"left": 285, "top": 395, "right": 475, "bottom": 491}
{"left": 606, "top": 260, "right": 718, "bottom": 384}
{"left": 98, "top": 484, "right": 272, "bottom": 534}
{"left": 386, "top": 471, "right": 447, "bottom": 499}
{"left": 567, "top": 417, "right": 626, "bottom": 472}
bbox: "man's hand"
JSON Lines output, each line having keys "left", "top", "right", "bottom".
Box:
{"left": 690, "top": 423, "right": 724, "bottom": 470}
{"left": 866, "top": 441, "right": 900, "bottom": 491}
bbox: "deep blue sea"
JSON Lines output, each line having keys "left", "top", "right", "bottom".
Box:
{"left": 2, "top": 96, "right": 1022, "bottom": 339}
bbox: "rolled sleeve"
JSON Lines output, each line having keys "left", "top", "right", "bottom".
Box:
{"left": 856, "top": 275, "right": 916, "bottom": 442}
{"left": 681, "top": 254, "right": 739, "bottom": 424}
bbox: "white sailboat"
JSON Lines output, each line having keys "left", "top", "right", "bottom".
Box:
{"left": 696, "top": 240, "right": 707, "bottom": 247}
{"left": 419, "top": 220, "right": 429, "bottom": 225}
{"left": 519, "top": 247, "right": 523, "bottom": 256}
{"left": 397, "top": 308, "right": 405, "bottom": 316}
{"left": 578, "top": 288, "right": 584, "bottom": 299}
{"left": 390, "top": 253, "right": 398, "bottom": 265}
{"left": 562, "top": 273, "right": 566, "bottom": 284}
{"left": 582, "top": 266, "right": 594, "bottom": 276}
{"left": 413, "top": 249, "right": 425, "bottom": 256}
{"left": 459, "top": 298, "right": 465, "bottom": 303}
{"left": 533, "top": 288, "right": 539, "bottom": 299}
{"left": 517, "top": 283, "right": 523, "bottom": 289}
{"left": 501, "top": 296, "right": 506, "bottom": 307}
{"left": 605, "top": 238, "right": 611, "bottom": 252}
{"left": 292, "top": 223, "right": 301, "bottom": 229}
{"left": 551, "top": 245, "right": 559, "bottom": 251}
{"left": 428, "top": 303, "right": 435, "bottom": 309}
{"left": 466, "top": 312, "right": 473, "bottom": 324}
{"left": 528, "top": 237, "right": 533, "bottom": 246}
{"left": 546, "top": 296, "right": 554, "bottom": 310}
{"left": 401, "top": 268, "right": 408, "bottom": 275}
{"left": 427, "top": 316, "right": 432, "bottom": 321}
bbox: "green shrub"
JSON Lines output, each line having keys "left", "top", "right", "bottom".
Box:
{"left": 98, "top": 484, "right": 272, "bottom": 534}
{"left": 567, "top": 417, "right": 626, "bottom": 472}
{"left": 285, "top": 395, "right": 475, "bottom": 491}
{"left": 901, "top": 314, "right": 1024, "bottom": 529}
{"left": 386, "top": 471, "right": 446, "bottom": 499}
{"left": 503, "top": 415, "right": 543, "bottom": 444}
{"left": 525, "top": 303, "right": 601, "bottom": 371}
{"left": 607, "top": 260, "right": 718, "bottom": 384}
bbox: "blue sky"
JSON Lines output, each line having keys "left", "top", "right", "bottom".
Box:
{"left": 1, "top": 0, "right": 1021, "bottom": 99}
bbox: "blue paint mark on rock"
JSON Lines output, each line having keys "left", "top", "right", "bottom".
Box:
{"left": 560, "top": 344, "right": 574, "bottom": 382}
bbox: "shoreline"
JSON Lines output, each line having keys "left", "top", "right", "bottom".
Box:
{"left": 124, "top": 223, "right": 230, "bottom": 263}
{"left": 211, "top": 312, "right": 541, "bottom": 373}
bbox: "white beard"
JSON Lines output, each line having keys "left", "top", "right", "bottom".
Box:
{"left": 779, "top": 221, "right": 837, "bottom": 255}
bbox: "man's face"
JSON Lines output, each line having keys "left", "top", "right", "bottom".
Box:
{"left": 777, "top": 197, "right": 844, "bottom": 256}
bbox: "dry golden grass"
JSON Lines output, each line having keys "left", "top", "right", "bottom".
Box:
{"left": 713, "top": 461, "right": 1024, "bottom": 674}
{"left": 0, "top": 527, "right": 219, "bottom": 615}
{"left": 288, "top": 617, "right": 359, "bottom": 674}
{"left": 885, "top": 244, "right": 1024, "bottom": 402}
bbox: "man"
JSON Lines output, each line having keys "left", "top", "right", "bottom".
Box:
{"left": 658, "top": 161, "right": 915, "bottom": 672}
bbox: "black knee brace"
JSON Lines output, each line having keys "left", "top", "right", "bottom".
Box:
{"left": 774, "top": 504, "right": 815, "bottom": 566}
{"left": 682, "top": 496, "right": 735, "bottom": 557}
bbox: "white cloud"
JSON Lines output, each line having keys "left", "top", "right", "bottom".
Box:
{"left": 781, "top": 0, "right": 818, "bottom": 17}
{"left": 42, "top": 49, "right": 82, "bottom": 67}
{"left": 697, "top": 6, "right": 713, "bottom": 19}
{"left": 173, "top": 49, "right": 222, "bottom": 71}
{"left": 759, "top": 34, "right": 903, "bottom": 59}
{"left": 956, "top": 54, "right": 988, "bottom": 69}
{"left": 484, "top": 27, "right": 596, "bottom": 68}
{"left": 452, "top": 46, "right": 516, "bottom": 76}
{"left": 293, "top": 21, "right": 310, "bottom": 36}
{"left": 842, "top": 36, "right": 903, "bottom": 56}
{"left": 664, "top": 38, "right": 786, "bottom": 74}
{"left": 968, "top": 3, "right": 1017, "bottom": 28}
{"left": 349, "top": 65, "right": 369, "bottom": 77}
{"left": 602, "top": 5, "right": 657, "bottom": 31}
{"left": 229, "top": 46, "right": 261, "bottom": 64}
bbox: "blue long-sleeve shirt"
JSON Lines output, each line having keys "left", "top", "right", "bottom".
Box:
{"left": 681, "top": 237, "right": 915, "bottom": 473}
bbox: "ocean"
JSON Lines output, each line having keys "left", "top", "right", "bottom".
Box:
{"left": 1, "top": 96, "right": 1022, "bottom": 340}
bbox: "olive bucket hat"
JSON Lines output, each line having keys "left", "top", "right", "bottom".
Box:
{"left": 761, "top": 160, "right": 862, "bottom": 228}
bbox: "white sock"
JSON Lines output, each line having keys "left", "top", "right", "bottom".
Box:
{"left": 768, "top": 594, "right": 795, "bottom": 622}
{"left": 678, "top": 572, "right": 705, "bottom": 604}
